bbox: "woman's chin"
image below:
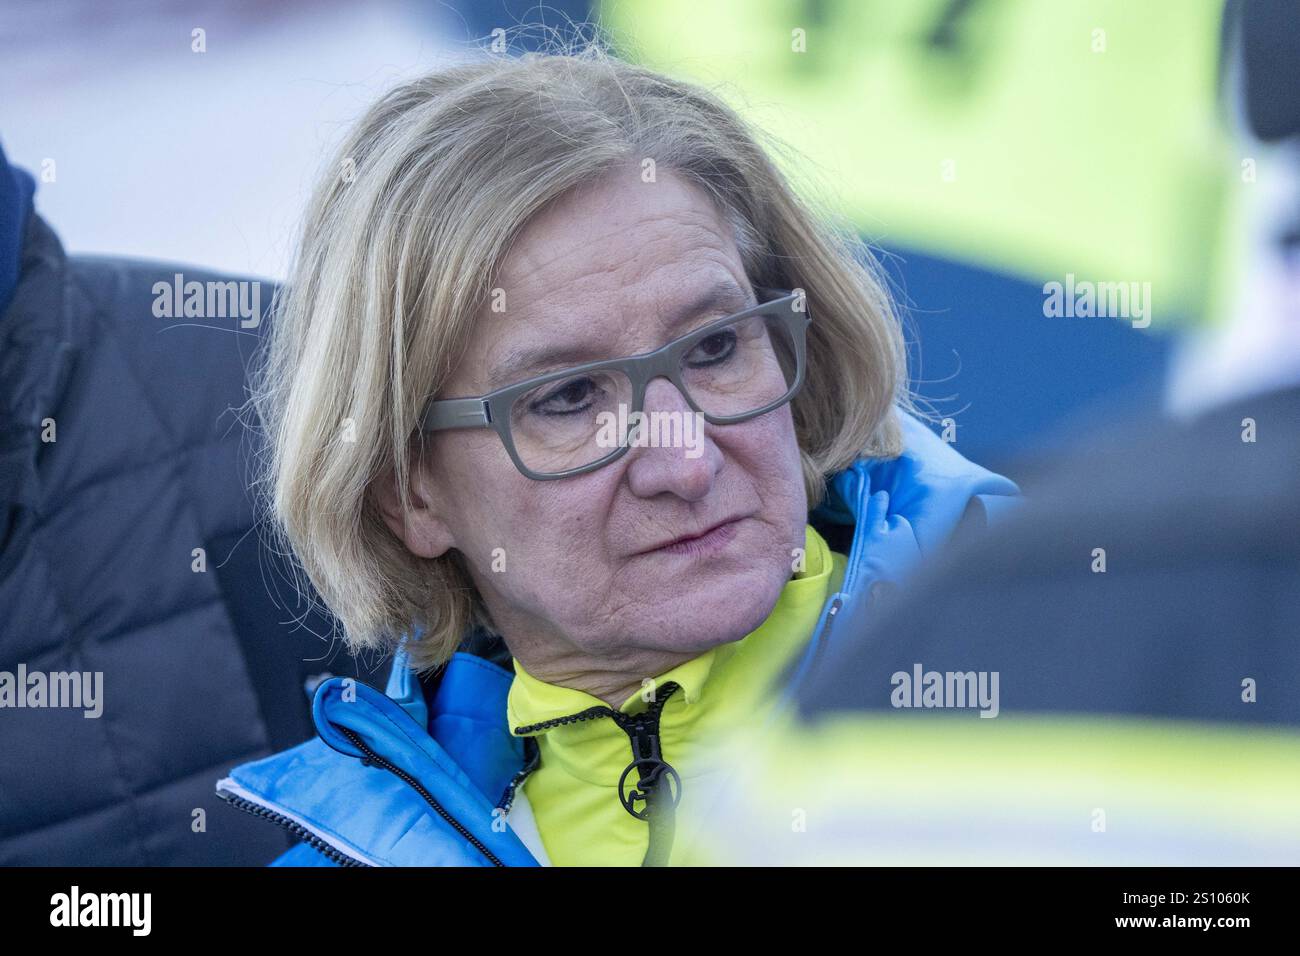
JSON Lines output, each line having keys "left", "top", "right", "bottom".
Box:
{"left": 621, "top": 566, "right": 789, "bottom": 655}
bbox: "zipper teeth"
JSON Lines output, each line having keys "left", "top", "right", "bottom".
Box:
{"left": 513, "top": 704, "right": 616, "bottom": 736}
{"left": 512, "top": 680, "right": 682, "bottom": 736}
{"left": 615, "top": 683, "right": 681, "bottom": 866}
{"left": 620, "top": 681, "right": 679, "bottom": 726}
{"left": 800, "top": 597, "right": 842, "bottom": 692}
{"left": 497, "top": 737, "right": 541, "bottom": 814}
{"left": 337, "top": 725, "right": 506, "bottom": 868}
{"left": 217, "top": 790, "right": 369, "bottom": 867}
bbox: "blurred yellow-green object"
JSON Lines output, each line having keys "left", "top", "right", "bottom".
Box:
{"left": 603, "top": 0, "right": 1234, "bottom": 325}
{"left": 676, "top": 712, "right": 1300, "bottom": 864}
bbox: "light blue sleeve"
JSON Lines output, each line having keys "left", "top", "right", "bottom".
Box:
{"left": 270, "top": 842, "right": 342, "bottom": 867}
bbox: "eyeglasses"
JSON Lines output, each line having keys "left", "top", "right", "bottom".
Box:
{"left": 421, "top": 286, "right": 810, "bottom": 480}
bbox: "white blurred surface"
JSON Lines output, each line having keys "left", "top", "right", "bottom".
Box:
{"left": 1167, "top": 141, "right": 1300, "bottom": 414}
{"left": 0, "top": 0, "right": 463, "bottom": 280}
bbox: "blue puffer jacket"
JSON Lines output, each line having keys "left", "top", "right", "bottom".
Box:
{"left": 215, "top": 414, "right": 1018, "bottom": 866}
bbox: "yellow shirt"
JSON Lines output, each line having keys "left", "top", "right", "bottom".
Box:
{"left": 506, "top": 524, "right": 847, "bottom": 866}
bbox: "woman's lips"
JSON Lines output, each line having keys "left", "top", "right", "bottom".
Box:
{"left": 644, "top": 517, "right": 745, "bottom": 558}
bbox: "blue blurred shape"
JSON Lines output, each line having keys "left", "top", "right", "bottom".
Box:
{"left": 877, "top": 246, "right": 1174, "bottom": 471}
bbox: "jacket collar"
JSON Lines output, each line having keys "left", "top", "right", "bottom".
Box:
{"left": 219, "top": 660, "right": 539, "bottom": 866}
{"left": 784, "top": 412, "right": 1019, "bottom": 702}
{"left": 812, "top": 411, "right": 1019, "bottom": 592}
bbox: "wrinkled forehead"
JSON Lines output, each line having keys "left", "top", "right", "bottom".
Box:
{"left": 498, "top": 164, "right": 742, "bottom": 302}
{"left": 453, "top": 169, "right": 753, "bottom": 393}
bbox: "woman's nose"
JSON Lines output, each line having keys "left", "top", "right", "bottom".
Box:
{"left": 624, "top": 377, "right": 719, "bottom": 502}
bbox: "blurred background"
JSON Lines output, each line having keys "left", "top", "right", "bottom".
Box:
{"left": 3, "top": 0, "right": 1290, "bottom": 474}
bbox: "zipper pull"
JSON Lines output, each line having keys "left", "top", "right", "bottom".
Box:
{"left": 617, "top": 717, "right": 681, "bottom": 816}
{"left": 614, "top": 685, "right": 682, "bottom": 866}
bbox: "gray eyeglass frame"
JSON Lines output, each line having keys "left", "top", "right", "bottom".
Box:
{"left": 421, "top": 286, "right": 810, "bottom": 480}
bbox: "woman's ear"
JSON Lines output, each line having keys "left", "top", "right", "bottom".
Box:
{"left": 373, "top": 458, "right": 456, "bottom": 559}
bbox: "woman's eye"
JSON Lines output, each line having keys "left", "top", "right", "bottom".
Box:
{"left": 686, "top": 329, "right": 737, "bottom": 367}
{"left": 531, "top": 377, "right": 599, "bottom": 415}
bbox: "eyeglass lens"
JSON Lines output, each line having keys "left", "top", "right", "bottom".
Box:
{"left": 505, "top": 311, "right": 799, "bottom": 475}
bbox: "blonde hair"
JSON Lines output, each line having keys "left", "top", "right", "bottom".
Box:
{"left": 253, "top": 40, "right": 905, "bottom": 674}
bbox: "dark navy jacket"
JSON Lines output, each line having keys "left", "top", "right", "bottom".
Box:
{"left": 0, "top": 204, "right": 373, "bottom": 864}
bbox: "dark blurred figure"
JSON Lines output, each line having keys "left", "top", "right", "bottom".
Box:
{"left": 800, "top": 0, "right": 1300, "bottom": 728}
{"left": 799, "top": 386, "right": 1300, "bottom": 726}
{"left": 0, "top": 138, "right": 369, "bottom": 864}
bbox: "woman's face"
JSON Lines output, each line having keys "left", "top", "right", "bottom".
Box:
{"left": 395, "top": 163, "right": 808, "bottom": 669}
